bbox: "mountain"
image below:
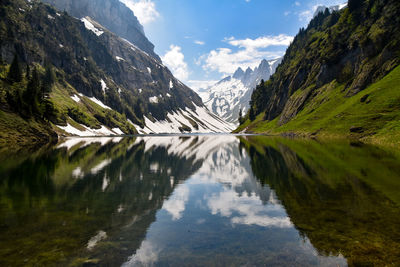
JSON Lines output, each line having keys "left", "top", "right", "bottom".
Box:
{"left": 236, "top": 0, "right": 400, "bottom": 145}
{"left": 0, "top": 0, "right": 233, "bottom": 146}
{"left": 41, "top": 0, "right": 160, "bottom": 61}
{"left": 199, "top": 58, "right": 282, "bottom": 125}
{"left": 313, "top": 3, "right": 347, "bottom": 18}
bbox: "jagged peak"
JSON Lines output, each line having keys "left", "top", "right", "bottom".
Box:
{"left": 233, "top": 67, "right": 245, "bottom": 79}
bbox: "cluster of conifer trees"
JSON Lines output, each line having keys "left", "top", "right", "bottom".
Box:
{"left": 5, "top": 54, "right": 58, "bottom": 121}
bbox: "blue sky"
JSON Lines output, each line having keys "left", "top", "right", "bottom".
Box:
{"left": 120, "top": 0, "right": 346, "bottom": 89}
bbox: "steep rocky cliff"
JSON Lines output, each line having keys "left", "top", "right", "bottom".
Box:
{"left": 41, "top": 0, "right": 160, "bottom": 61}
{"left": 0, "top": 0, "right": 232, "bottom": 145}
{"left": 238, "top": 0, "right": 400, "bottom": 143}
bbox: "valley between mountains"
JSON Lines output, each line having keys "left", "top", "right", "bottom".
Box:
{"left": 1, "top": 0, "right": 400, "bottom": 147}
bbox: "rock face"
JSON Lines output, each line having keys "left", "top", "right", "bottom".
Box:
{"left": 0, "top": 0, "right": 233, "bottom": 136}
{"left": 199, "top": 58, "right": 282, "bottom": 125}
{"left": 247, "top": 0, "right": 400, "bottom": 126}
{"left": 41, "top": 0, "right": 160, "bottom": 61}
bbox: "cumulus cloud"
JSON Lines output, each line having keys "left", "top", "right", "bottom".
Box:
{"left": 198, "top": 35, "right": 293, "bottom": 75}
{"left": 162, "top": 184, "right": 189, "bottom": 220}
{"left": 161, "top": 45, "right": 190, "bottom": 81}
{"left": 120, "top": 0, "right": 159, "bottom": 25}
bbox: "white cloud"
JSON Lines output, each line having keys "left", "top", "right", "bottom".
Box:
{"left": 161, "top": 45, "right": 190, "bottom": 82}
{"left": 120, "top": 0, "right": 159, "bottom": 25}
{"left": 284, "top": 11, "right": 291, "bottom": 16}
{"left": 198, "top": 35, "right": 293, "bottom": 75}
{"left": 162, "top": 184, "right": 189, "bottom": 220}
{"left": 299, "top": 9, "right": 314, "bottom": 21}
{"left": 194, "top": 40, "right": 205, "bottom": 45}
{"left": 226, "top": 34, "right": 293, "bottom": 49}
{"left": 186, "top": 80, "right": 219, "bottom": 91}
{"left": 207, "top": 190, "right": 293, "bottom": 228}
{"left": 295, "top": 1, "right": 301, "bottom": 6}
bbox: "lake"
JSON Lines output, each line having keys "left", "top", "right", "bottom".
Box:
{"left": 0, "top": 135, "right": 399, "bottom": 266}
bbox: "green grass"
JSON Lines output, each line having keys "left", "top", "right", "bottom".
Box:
{"left": 240, "top": 65, "right": 400, "bottom": 146}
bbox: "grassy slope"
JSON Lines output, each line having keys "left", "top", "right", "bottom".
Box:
{"left": 236, "top": 65, "right": 400, "bottom": 146}
{"left": 0, "top": 65, "right": 137, "bottom": 148}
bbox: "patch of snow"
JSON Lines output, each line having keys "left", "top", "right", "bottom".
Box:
{"left": 131, "top": 104, "right": 234, "bottom": 134}
{"left": 138, "top": 89, "right": 143, "bottom": 93}
{"left": 166, "top": 93, "right": 171, "bottom": 97}
{"left": 81, "top": 17, "right": 104, "bottom": 36}
{"left": 100, "top": 79, "right": 108, "bottom": 93}
{"left": 112, "top": 128, "right": 124, "bottom": 135}
{"left": 147, "top": 67, "right": 151, "bottom": 74}
{"left": 88, "top": 96, "right": 112, "bottom": 110}
{"left": 57, "top": 123, "right": 118, "bottom": 137}
{"left": 83, "top": 57, "right": 88, "bottom": 61}
{"left": 56, "top": 12, "right": 61, "bottom": 16}
{"left": 116, "top": 56, "right": 125, "bottom": 62}
{"left": 169, "top": 80, "right": 173, "bottom": 89}
{"left": 71, "top": 94, "right": 80, "bottom": 103}
{"left": 59, "top": 44, "right": 64, "bottom": 48}
{"left": 149, "top": 96, "right": 158, "bottom": 104}
{"left": 19, "top": 8, "right": 25, "bottom": 12}
{"left": 47, "top": 14, "right": 55, "bottom": 20}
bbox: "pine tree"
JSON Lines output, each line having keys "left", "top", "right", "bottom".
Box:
{"left": 23, "top": 68, "right": 40, "bottom": 116}
{"left": 7, "top": 54, "right": 22, "bottom": 83}
{"left": 348, "top": 0, "right": 364, "bottom": 13}
{"left": 26, "top": 64, "right": 30, "bottom": 79}
{"left": 42, "top": 64, "right": 56, "bottom": 99}
{"left": 238, "top": 108, "right": 243, "bottom": 124}
{"left": 249, "top": 106, "right": 255, "bottom": 121}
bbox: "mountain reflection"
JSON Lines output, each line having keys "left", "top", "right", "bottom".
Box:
{"left": 0, "top": 135, "right": 399, "bottom": 266}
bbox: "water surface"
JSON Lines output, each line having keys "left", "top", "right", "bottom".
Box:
{"left": 0, "top": 135, "right": 399, "bottom": 266}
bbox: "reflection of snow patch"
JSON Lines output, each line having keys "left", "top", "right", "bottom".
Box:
{"left": 102, "top": 173, "right": 109, "bottom": 191}
{"left": 91, "top": 159, "right": 112, "bottom": 174}
{"left": 87, "top": 231, "right": 107, "bottom": 250}
{"left": 72, "top": 167, "right": 84, "bottom": 179}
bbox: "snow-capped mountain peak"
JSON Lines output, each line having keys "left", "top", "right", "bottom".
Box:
{"left": 198, "top": 58, "right": 282, "bottom": 125}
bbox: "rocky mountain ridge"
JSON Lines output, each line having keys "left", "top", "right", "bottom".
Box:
{"left": 237, "top": 0, "right": 400, "bottom": 144}
{"left": 199, "top": 58, "right": 281, "bottom": 124}
{"left": 0, "top": 0, "right": 233, "bottom": 146}
{"left": 41, "top": 0, "right": 160, "bottom": 61}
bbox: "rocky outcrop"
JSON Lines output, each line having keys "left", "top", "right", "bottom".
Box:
{"left": 0, "top": 0, "right": 233, "bottom": 136}
{"left": 41, "top": 0, "right": 160, "bottom": 61}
